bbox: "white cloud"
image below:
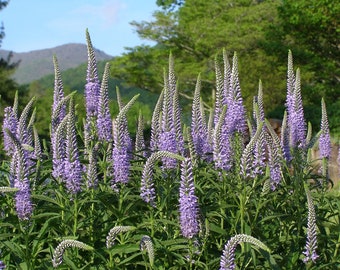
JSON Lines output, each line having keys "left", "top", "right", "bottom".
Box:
{"left": 71, "top": 0, "right": 126, "bottom": 29}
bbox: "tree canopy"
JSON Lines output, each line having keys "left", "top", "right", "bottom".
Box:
{"left": 110, "top": 0, "right": 339, "bottom": 134}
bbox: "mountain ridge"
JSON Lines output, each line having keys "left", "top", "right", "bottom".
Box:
{"left": 0, "top": 43, "right": 113, "bottom": 84}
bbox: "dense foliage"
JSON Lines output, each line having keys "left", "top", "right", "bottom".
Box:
{"left": 0, "top": 31, "right": 339, "bottom": 269}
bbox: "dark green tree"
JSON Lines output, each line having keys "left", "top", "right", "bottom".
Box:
{"left": 111, "top": 0, "right": 285, "bottom": 114}
{"left": 111, "top": 0, "right": 339, "bottom": 134}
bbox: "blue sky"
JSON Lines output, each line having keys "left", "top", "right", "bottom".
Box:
{"left": 1, "top": 0, "right": 158, "bottom": 56}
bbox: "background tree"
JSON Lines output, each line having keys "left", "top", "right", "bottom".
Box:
{"left": 263, "top": 0, "right": 340, "bottom": 133}
{"left": 111, "top": 0, "right": 287, "bottom": 118}
{"left": 110, "top": 0, "right": 339, "bottom": 134}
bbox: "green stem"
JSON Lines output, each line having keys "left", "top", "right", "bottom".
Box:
{"left": 73, "top": 195, "right": 78, "bottom": 237}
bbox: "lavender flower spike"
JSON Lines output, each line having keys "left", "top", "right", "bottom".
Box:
{"left": 2, "top": 106, "right": 18, "bottom": 155}
{"left": 51, "top": 55, "right": 66, "bottom": 132}
{"left": 6, "top": 130, "right": 33, "bottom": 220}
{"left": 319, "top": 98, "right": 331, "bottom": 159}
{"left": 179, "top": 157, "right": 200, "bottom": 239}
{"left": 289, "top": 68, "right": 306, "bottom": 148}
{"left": 303, "top": 185, "right": 319, "bottom": 263}
{"left": 85, "top": 29, "right": 100, "bottom": 118}
{"left": 64, "top": 98, "right": 83, "bottom": 194}
{"left": 220, "top": 234, "right": 270, "bottom": 270}
{"left": 97, "top": 62, "right": 113, "bottom": 142}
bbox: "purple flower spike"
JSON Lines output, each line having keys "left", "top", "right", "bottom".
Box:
{"left": 64, "top": 99, "right": 83, "bottom": 194}
{"left": 97, "top": 63, "right": 113, "bottom": 142}
{"left": 6, "top": 131, "right": 33, "bottom": 220}
{"left": 63, "top": 159, "right": 83, "bottom": 194}
{"left": 112, "top": 147, "right": 130, "bottom": 185}
{"left": 319, "top": 98, "right": 331, "bottom": 159}
{"left": 179, "top": 158, "right": 200, "bottom": 239}
{"left": 3, "top": 106, "right": 18, "bottom": 155}
{"left": 85, "top": 30, "right": 100, "bottom": 118}
{"left": 191, "top": 74, "right": 212, "bottom": 160}
{"left": 111, "top": 95, "right": 139, "bottom": 187}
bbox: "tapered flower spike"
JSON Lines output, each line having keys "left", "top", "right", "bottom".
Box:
{"left": 222, "top": 49, "right": 232, "bottom": 104}
{"left": 251, "top": 103, "right": 266, "bottom": 178}
{"left": 64, "top": 98, "right": 83, "bottom": 194}
{"left": 135, "top": 110, "right": 146, "bottom": 158}
{"left": 173, "top": 81, "right": 184, "bottom": 154}
{"left": 255, "top": 80, "right": 265, "bottom": 122}
{"left": 191, "top": 74, "right": 210, "bottom": 159}
{"left": 227, "top": 52, "right": 247, "bottom": 134}
{"left": 290, "top": 68, "right": 306, "bottom": 148}
{"left": 85, "top": 29, "right": 100, "bottom": 117}
{"left": 286, "top": 50, "right": 295, "bottom": 120}
{"left": 150, "top": 90, "right": 164, "bottom": 151}
{"left": 86, "top": 143, "right": 99, "bottom": 188}
{"left": 319, "top": 98, "right": 331, "bottom": 159}
{"left": 280, "top": 110, "right": 291, "bottom": 162}
{"left": 240, "top": 121, "right": 264, "bottom": 178}
{"left": 106, "top": 225, "right": 136, "bottom": 248}
{"left": 52, "top": 55, "right": 66, "bottom": 131}
{"left": 214, "top": 54, "right": 224, "bottom": 126}
{"left": 97, "top": 62, "right": 113, "bottom": 142}
{"left": 52, "top": 239, "right": 93, "bottom": 268}
{"left": 6, "top": 129, "right": 33, "bottom": 220}
{"left": 84, "top": 29, "right": 100, "bottom": 146}
{"left": 303, "top": 185, "right": 319, "bottom": 263}
{"left": 140, "top": 235, "right": 155, "bottom": 267}
{"left": 52, "top": 115, "right": 68, "bottom": 180}
{"left": 140, "top": 151, "right": 184, "bottom": 206}
{"left": 179, "top": 157, "right": 200, "bottom": 238}
{"left": 213, "top": 105, "right": 228, "bottom": 170}
{"left": 17, "top": 96, "right": 35, "bottom": 145}
{"left": 33, "top": 126, "right": 41, "bottom": 161}
{"left": 3, "top": 106, "right": 18, "bottom": 155}
{"left": 186, "top": 127, "right": 198, "bottom": 166}
{"left": 111, "top": 95, "right": 139, "bottom": 186}
{"left": 265, "top": 130, "right": 283, "bottom": 190}
{"left": 220, "top": 234, "right": 270, "bottom": 270}
{"left": 158, "top": 64, "right": 179, "bottom": 168}
{"left": 115, "top": 87, "right": 133, "bottom": 152}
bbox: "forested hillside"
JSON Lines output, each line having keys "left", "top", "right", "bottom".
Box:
{"left": 0, "top": 43, "right": 113, "bottom": 84}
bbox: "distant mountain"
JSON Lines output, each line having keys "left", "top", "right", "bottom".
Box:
{"left": 0, "top": 43, "right": 113, "bottom": 84}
